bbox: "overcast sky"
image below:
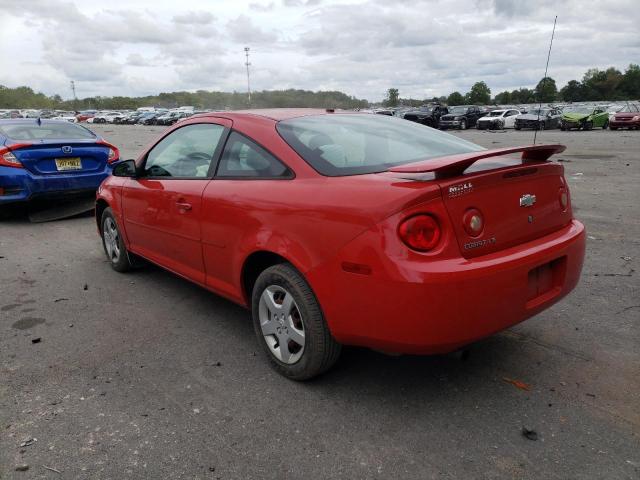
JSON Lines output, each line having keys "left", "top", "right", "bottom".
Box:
{"left": 1, "top": 0, "right": 638, "bottom": 101}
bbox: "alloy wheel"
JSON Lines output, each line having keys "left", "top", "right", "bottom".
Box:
{"left": 258, "top": 285, "right": 305, "bottom": 364}
{"left": 103, "top": 217, "right": 121, "bottom": 264}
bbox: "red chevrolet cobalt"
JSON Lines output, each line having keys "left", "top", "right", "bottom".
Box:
{"left": 96, "top": 109, "right": 585, "bottom": 380}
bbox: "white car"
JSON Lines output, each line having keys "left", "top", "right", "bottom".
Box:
{"left": 476, "top": 109, "right": 520, "bottom": 129}
{"left": 51, "top": 111, "right": 78, "bottom": 123}
{"left": 91, "top": 111, "right": 123, "bottom": 124}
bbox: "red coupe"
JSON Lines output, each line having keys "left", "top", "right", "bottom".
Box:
{"left": 96, "top": 109, "right": 585, "bottom": 380}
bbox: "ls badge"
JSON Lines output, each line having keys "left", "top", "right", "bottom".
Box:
{"left": 519, "top": 194, "right": 536, "bottom": 207}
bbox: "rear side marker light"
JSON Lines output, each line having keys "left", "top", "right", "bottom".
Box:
{"left": 463, "top": 208, "right": 484, "bottom": 237}
{"left": 341, "top": 262, "right": 372, "bottom": 275}
{"left": 398, "top": 214, "right": 441, "bottom": 252}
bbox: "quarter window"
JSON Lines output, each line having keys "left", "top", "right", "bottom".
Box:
{"left": 144, "top": 123, "right": 224, "bottom": 178}
{"left": 216, "top": 132, "right": 291, "bottom": 178}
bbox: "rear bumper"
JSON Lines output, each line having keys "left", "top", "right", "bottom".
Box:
{"left": 311, "top": 220, "right": 586, "bottom": 354}
{"left": 0, "top": 165, "right": 112, "bottom": 204}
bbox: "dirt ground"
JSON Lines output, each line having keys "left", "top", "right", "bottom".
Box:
{"left": 1, "top": 123, "right": 638, "bottom": 479}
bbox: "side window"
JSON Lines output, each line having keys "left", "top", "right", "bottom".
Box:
{"left": 144, "top": 123, "right": 224, "bottom": 178}
{"left": 217, "top": 132, "right": 291, "bottom": 178}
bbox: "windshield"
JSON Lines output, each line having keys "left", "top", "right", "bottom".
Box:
{"left": 489, "top": 111, "right": 504, "bottom": 117}
{"left": 564, "top": 106, "right": 594, "bottom": 114}
{"left": 616, "top": 105, "right": 638, "bottom": 113}
{"left": 0, "top": 121, "right": 96, "bottom": 141}
{"left": 448, "top": 106, "right": 468, "bottom": 115}
{"left": 527, "top": 109, "right": 549, "bottom": 116}
{"left": 276, "top": 114, "right": 484, "bottom": 176}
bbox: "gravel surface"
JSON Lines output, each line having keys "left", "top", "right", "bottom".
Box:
{"left": 1, "top": 124, "right": 639, "bottom": 479}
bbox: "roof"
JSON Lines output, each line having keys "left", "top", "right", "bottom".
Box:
{"left": 192, "top": 108, "right": 347, "bottom": 122}
{"left": 0, "top": 118, "right": 81, "bottom": 126}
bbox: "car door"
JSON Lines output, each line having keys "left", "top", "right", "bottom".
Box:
{"left": 200, "top": 131, "right": 294, "bottom": 302}
{"left": 122, "top": 121, "right": 230, "bottom": 283}
{"left": 593, "top": 108, "right": 607, "bottom": 127}
{"left": 504, "top": 110, "right": 517, "bottom": 128}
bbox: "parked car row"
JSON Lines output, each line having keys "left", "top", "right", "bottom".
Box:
{"left": 382, "top": 102, "right": 640, "bottom": 131}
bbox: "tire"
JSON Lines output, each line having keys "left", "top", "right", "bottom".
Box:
{"left": 515, "top": 125, "right": 521, "bottom": 130}
{"left": 459, "top": 119, "right": 467, "bottom": 130}
{"left": 539, "top": 122, "right": 545, "bottom": 130}
{"left": 251, "top": 263, "right": 341, "bottom": 380}
{"left": 610, "top": 126, "right": 618, "bottom": 130}
{"left": 101, "top": 207, "right": 133, "bottom": 272}
{"left": 584, "top": 121, "right": 593, "bottom": 131}
{"left": 603, "top": 120, "right": 609, "bottom": 130}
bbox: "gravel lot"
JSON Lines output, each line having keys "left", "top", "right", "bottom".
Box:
{"left": 1, "top": 124, "right": 639, "bottom": 479}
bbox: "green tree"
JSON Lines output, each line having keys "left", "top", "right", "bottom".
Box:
{"left": 535, "top": 77, "right": 558, "bottom": 103}
{"left": 510, "top": 88, "right": 536, "bottom": 104}
{"left": 384, "top": 88, "right": 399, "bottom": 107}
{"left": 467, "top": 81, "right": 491, "bottom": 105}
{"left": 494, "top": 91, "right": 512, "bottom": 104}
{"left": 447, "top": 91, "right": 464, "bottom": 105}
{"left": 559, "top": 80, "right": 584, "bottom": 102}
{"left": 619, "top": 64, "right": 640, "bottom": 99}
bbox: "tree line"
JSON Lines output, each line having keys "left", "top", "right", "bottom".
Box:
{"left": 0, "top": 87, "right": 369, "bottom": 111}
{"left": 384, "top": 64, "right": 640, "bottom": 106}
{"left": 2, "top": 64, "right": 639, "bottom": 111}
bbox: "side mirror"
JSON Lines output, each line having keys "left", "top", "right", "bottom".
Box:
{"left": 113, "top": 159, "right": 137, "bottom": 178}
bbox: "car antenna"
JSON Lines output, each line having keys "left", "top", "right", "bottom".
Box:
{"left": 534, "top": 15, "right": 557, "bottom": 145}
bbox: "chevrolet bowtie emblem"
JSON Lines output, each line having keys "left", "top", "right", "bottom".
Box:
{"left": 519, "top": 194, "right": 536, "bottom": 207}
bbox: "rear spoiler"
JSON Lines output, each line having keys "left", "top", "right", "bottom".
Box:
{"left": 387, "top": 144, "right": 566, "bottom": 179}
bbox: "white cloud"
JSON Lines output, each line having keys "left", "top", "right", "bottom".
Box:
{"left": 0, "top": 0, "right": 638, "bottom": 101}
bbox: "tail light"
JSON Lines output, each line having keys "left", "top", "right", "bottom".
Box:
{"left": 462, "top": 208, "right": 484, "bottom": 237}
{"left": 0, "top": 143, "right": 31, "bottom": 168}
{"left": 398, "top": 214, "right": 441, "bottom": 252}
{"left": 97, "top": 140, "right": 120, "bottom": 164}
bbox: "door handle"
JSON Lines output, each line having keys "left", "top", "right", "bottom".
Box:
{"left": 176, "top": 201, "right": 192, "bottom": 212}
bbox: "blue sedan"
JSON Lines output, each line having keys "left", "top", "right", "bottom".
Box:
{"left": 0, "top": 119, "right": 119, "bottom": 205}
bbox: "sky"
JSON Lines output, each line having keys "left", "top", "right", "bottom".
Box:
{"left": 0, "top": 0, "right": 638, "bottom": 102}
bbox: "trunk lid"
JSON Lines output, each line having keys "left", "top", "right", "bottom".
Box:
{"left": 8, "top": 140, "right": 110, "bottom": 175}
{"left": 387, "top": 144, "right": 572, "bottom": 258}
{"left": 436, "top": 162, "right": 571, "bottom": 258}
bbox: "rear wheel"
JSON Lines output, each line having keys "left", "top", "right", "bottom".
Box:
{"left": 252, "top": 263, "right": 341, "bottom": 380}
{"left": 603, "top": 119, "right": 609, "bottom": 130}
{"left": 539, "top": 122, "right": 545, "bottom": 130}
{"left": 101, "top": 208, "right": 133, "bottom": 272}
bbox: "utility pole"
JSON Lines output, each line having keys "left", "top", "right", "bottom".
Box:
{"left": 70, "top": 81, "right": 78, "bottom": 111}
{"left": 244, "top": 47, "right": 251, "bottom": 106}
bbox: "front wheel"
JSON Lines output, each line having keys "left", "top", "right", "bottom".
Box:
{"left": 252, "top": 263, "right": 341, "bottom": 380}
{"left": 584, "top": 121, "right": 593, "bottom": 131}
{"left": 459, "top": 119, "right": 467, "bottom": 130}
{"left": 101, "top": 208, "right": 133, "bottom": 272}
{"left": 538, "top": 122, "right": 545, "bottom": 130}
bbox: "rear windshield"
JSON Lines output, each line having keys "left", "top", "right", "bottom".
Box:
{"left": 0, "top": 122, "right": 96, "bottom": 141}
{"left": 276, "top": 114, "right": 484, "bottom": 176}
